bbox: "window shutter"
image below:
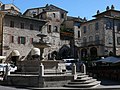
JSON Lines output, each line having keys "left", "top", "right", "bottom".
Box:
{"left": 18, "top": 37, "right": 20, "bottom": 44}
{"left": 30, "top": 38, "right": 33, "bottom": 44}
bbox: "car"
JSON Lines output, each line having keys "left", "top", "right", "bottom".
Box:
{"left": 62, "top": 59, "right": 77, "bottom": 70}
{"left": 0, "top": 63, "right": 17, "bottom": 75}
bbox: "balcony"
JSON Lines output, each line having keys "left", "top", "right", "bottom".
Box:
{"left": 80, "top": 40, "right": 104, "bottom": 47}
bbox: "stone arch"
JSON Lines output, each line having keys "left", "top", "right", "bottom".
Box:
{"left": 81, "top": 48, "right": 87, "bottom": 58}
{"left": 90, "top": 47, "right": 97, "bottom": 59}
{"left": 11, "top": 6, "right": 14, "bottom": 10}
{"left": 51, "top": 51, "right": 58, "bottom": 59}
{"left": 58, "top": 45, "right": 71, "bottom": 59}
{"left": 109, "top": 51, "right": 113, "bottom": 56}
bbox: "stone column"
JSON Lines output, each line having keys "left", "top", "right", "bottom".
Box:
{"left": 72, "top": 63, "right": 78, "bottom": 80}
{"left": 39, "top": 63, "right": 44, "bottom": 76}
{"left": 72, "top": 63, "right": 76, "bottom": 75}
{"left": 81, "top": 63, "right": 86, "bottom": 74}
{"left": 4, "top": 65, "right": 9, "bottom": 80}
{"left": 38, "top": 63, "right": 44, "bottom": 87}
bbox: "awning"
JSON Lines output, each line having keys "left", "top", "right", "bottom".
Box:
{"left": 31, "top": 48, "right": 40, "bottom": 56}
{"left": 94, "top": 56, "right": 120, "bottom": 63}
{"left": 12, "top": 50, "right": 20, "bottom": 56}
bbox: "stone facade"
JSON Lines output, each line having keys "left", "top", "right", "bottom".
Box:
{"left": 79, "top": 5, "right": 120, "bottom": 60}
{"left": 1, "top": 2, "right": 120, "bottom": 62}
{"left": 0, "top": 3, "right": 20, "bottom": 15}
{"left": 23, "top": 4, "right": 75, "bottom": 60}
{"left": 0, "top": 12, "right": 46, "bottom": 62}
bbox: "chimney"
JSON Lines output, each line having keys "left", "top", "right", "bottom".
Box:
{"left": 111, "top": 5, "right": 115, "bottom": 10}
{"left": 106, "top": 6, "right": 110, "bottom": 11}
{"left": 83, "top": 17, "right": 87, "bottom": 21}
{"left": 45, "top": 4, "right": 49, "bottom": 7}
{"left": 97, "top": 10, "right": 100, "bottom": 14}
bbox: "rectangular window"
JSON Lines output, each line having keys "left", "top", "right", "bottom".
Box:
{"left": 10, "top": 35, "right": 14, "bottom": 43}
{"left": 18, "top": 37, "right": 20, "bottom": 44}
{"left": 30, "top": 38, "right": 33, "bottom": 44}
{"left": 78, "top": 31, "right": 80, "bottom": 38}
{"left": 88, "top": 24, "right": 92, "bottom": 31}
{"left": 117, "top": 37, "right": 120, "bottom": 45}
{"left": 106, "top": 21, "right": 112, "bottom": 30}
{"left": 83, "top": 26, "right": 86, "bottom": 33}
{"left": 95, "top": 22, "right": 99, "bottom": 30}
{"left": 48, "top": 25, "right": 51, "bottom": 33}
{"left": 10, "top": 21, "right": 14, "bottom": 27}
{"left": 53, "top": 26, "right": 58, "bottom": 32}
{"left": 61, "top": 13, "right": 64, "bottom": 18}
{"left": 18, "top": 36, "right": 26, "bottom": 44}
{"left": 30, "top": 24, "right": 34, "bottom": 30}
{"left": 39, "top": 26, "right": 42, "bottom": 31}
{"left": 21, "top": 37, "right": 26, "bottom": 44}
{"left": 117, "top": 23, "right": 120, "bottom": 32}
{"left": 20, "top": 23, "right": 24, "bottom": 29}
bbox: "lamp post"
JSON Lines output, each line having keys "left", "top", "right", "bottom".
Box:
{"left": 0, "top": 12, "right": 5, "bottom": 56}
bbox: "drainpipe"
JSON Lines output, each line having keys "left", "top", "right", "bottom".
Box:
{"left": 0, "top": 12, "right": 5, "bottom": 56}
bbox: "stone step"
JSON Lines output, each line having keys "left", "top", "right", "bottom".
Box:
{"left": 77, "top": 73, "right": 86, "bottom": 76}
{"left": 77, "top": 75, "right": 89, "bottom": 79}
{"left": 64, "top": 81, "right": 101, "bottom": 88}
{"left": 74, "top": 77, "right": 93, "bottom": 82}
{"left": 68, "top": 79, "right": 97, "bottom": 84}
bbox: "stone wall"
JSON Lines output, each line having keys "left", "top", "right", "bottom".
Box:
{"left": 2, "top": 14, "right": 46, "bottom": 60}
{"left": 5, "top": 74, "right": 73, "bottom": 87}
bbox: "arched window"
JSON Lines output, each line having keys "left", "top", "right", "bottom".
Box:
{"left": 83, "top": 26, "right": 87, "bottom": 33}
{"left": 11, "top": 7, "right": 14, "bottom": 10}
{"left": 53, "top": 26, "right": 58, "bottom": 32}
{"left": 95, "top": 35, "right": 99, "bottom": 44}
{"left": 106, "top": 21, "right": 112, "bottom": 29}
{"left": 108, "top": 35, "right": 112, "bottom": 44}
{"left": 83, "top": 37, "right": 87, "bottom": 43}
{"left": 95, "top": 35, "right": 99, "bottom": 41}
{"left": 89, "top": 36, "right": 93, "bottom": 42}
{"left": 95, "top": 22, "right": 99, "bottom": 30}
{"left": 53, "top": 13, "right": 56, "bottom": 18}
{"left": 78, "top": 31, "right": 80, "bottom": 38}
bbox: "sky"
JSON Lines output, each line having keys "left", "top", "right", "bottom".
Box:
{"left": 1, "top": 0, "right": 120, "bottom": 20}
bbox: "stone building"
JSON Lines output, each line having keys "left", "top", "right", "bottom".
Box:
{"left": 0, "top": 3, "right": 83, "bottom": 62}
{"left": 0, "top": 3, "right": 47, "bottom": 64}
{"left": 60, "top": 16, "right": 84, "bottom": 59}
{"left": 23, "top": 4, "right": 82, "bottom": 59}
{"left": 78, "top": 5, "right": 120, "bottom": 60}
{"left": 0, "top": 2, "right": 21, "bottom": 15}
{"left": 3, "top": 2, "right": 120, "bottom": 62}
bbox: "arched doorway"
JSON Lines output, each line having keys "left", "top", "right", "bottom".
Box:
{"left": 81, "top": 48, "right": 87, "bottom": 58}
{"left": 90, "top": 47, "right": 97, "bottom": 59}
{"left": 109, "top": 51, "right": 113, "bottom": 56}
{"left": 58, "top": 45, "right": 71, "bottom": 59}
{"left": 51, "top": 51, "right": 58, "bottom": 60}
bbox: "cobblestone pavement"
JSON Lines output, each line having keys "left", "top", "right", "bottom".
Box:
{"left": 0, "top": 79, "right": 120, "bottom": 90}
{"left": 31, "top": 79, "right": 120, "bottom": 90}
